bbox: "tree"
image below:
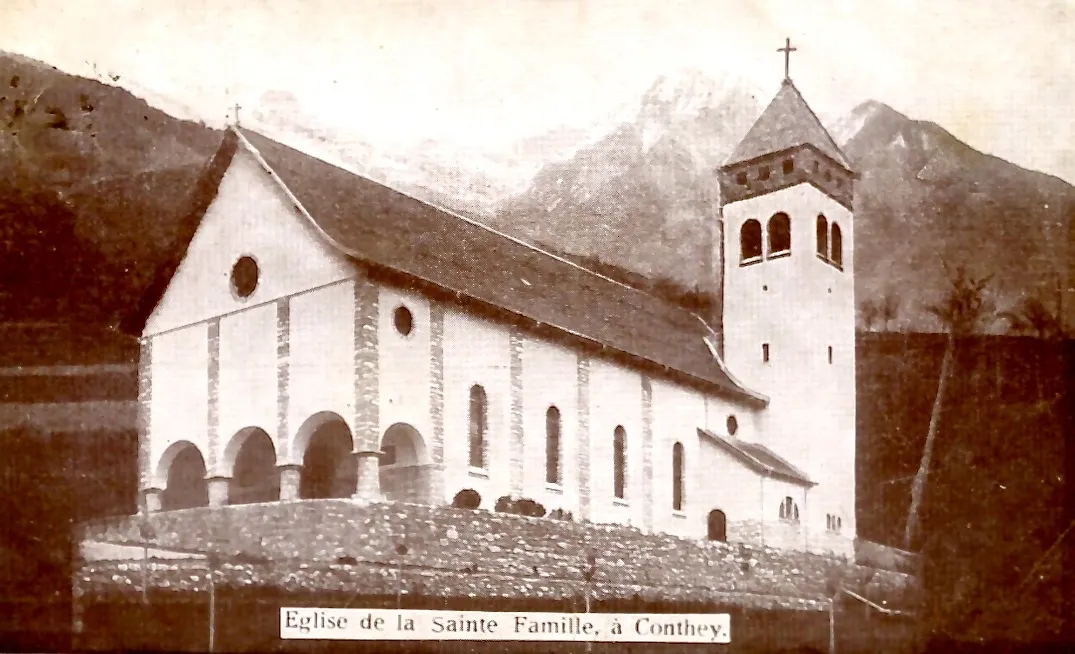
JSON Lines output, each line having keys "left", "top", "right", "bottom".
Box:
{"left": 904, "top": 264, "right": 995, "bottom": 551}
{"left": 1000, "top": 288, "right": 1066, "bottom": 405}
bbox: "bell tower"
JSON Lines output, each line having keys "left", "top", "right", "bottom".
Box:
{"left": 717, "top": 41, "right": 858, "bottom": 554}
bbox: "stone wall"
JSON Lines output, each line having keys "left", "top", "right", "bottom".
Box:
{"left": 77, "top": 501, "right": 914, "bottom": 611}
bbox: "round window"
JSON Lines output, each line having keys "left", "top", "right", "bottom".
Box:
{"left": 230, "top": 256, "right": 259, "bottom": 298}
{"left": 393, "top": 305, "right": 414, "bottom": 336}
{"left": 726, "top": 415, "right": 739, "bottom": 436}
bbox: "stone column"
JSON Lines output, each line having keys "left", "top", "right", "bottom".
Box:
{"left": 641, "top": 376, "right": 654, "bottom": 532}
{"left": 353, "top": 450, "right": 383, "bottom": 504}
{"left": 142, "top": 488, "right": 163, "bottom": 513}
{"left": 508, "top": 327, "right": 525, "bottom": 495}
{"left": 278, "top": 464, "right": 302, "bottom": 501}
{"left": 576, "top": 354, "right": 591, "bottom": 521}
{"left": 207, "top": 476, "right": 230, "bottom": 508}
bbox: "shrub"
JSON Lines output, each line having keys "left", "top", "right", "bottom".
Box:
{"left": 493, "top": 496, "right": 546, "bottom": 517}
{"left": 452, "top": 489, "right": 482, "bottom": 510}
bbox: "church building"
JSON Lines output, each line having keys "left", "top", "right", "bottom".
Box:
{"left": 134, "top": 68, "right": 858, "bottom": 557}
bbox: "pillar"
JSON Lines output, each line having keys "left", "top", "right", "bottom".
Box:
{"left": 353, "top": 450, "right": 383, "bottom": 504}
{"left": 142, "top": 488, "right": 163, "bottom": 513}
{"left": 278, "top": 464, "right": 302, "bottom": 501}
{"left": 509, "top": 327, "right": 525, "bottom": 495}
{"left": 207, "top": 476, "right": 230, "bottom": 508}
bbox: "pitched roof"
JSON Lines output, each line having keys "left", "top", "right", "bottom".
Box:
{"left": 724, "top": 80, "right": 851, "bottom": 170}
{"left": 697, "top": 428, "right": 814, "bottom": 486}
{"left": 232, "top": 129, "right": 766, "bottom": 405}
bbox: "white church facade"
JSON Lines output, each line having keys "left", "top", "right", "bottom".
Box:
{"left": 135, "top": 76, "right": 858, "bottom": 557}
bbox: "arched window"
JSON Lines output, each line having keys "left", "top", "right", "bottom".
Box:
{"left": 816, "top": 215, "right": 828, "bottom": 259}
{"left": 831, "top": 223, "right": 843, "bottom": 269}
{"left": 768, "top": 212, "right": 791, "bottom": 256}
{"left": 468, "top": 385, "right": 487, "bottom": 469}
{"left": 613, "top": 426, "right": 627, "bottom": 500}
{"left": 672, "top": 442, "right": 685, "bottom": 511}
{"left": 740, "top": 220, "right": 762, "bottom": 263}
{"left": 545, "top": 406, "right": 561, "bottom": 484}
{"left": 780, "top": 496, "right": 799, "bottom": 521}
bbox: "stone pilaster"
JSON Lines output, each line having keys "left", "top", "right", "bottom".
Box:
{"left": 276, "top": 298, "right": 291, "bottom": 461}
{"left": 353, "top": 275, "right": 380, "bottom": 452}
{"left": 207, "top": 476, "right": 229, "bottom": 508}
{"left": 641, "top": 376, "right": 654, "bottom": 532}
{"left": 353, "top": 275, "right": 382, "bottom": 502}
{"left": 353, "top": 451, "right": 383, "bottom": 504}
{"left": 508, "top": 327, "right": 525, "bottom": 495}
{"left": 142, "top": 487, "right": 163, "bottom": 513}
{"left": 278, "top": 464, "right": 301, "bottom": 501}
{"left": 428, "top": 302, "right": 446, "bottom": 503}
{"left": 137, "top": 339, "right": 153, "bottom": 490}
{"left": 576, "top": 354, "right": 591, "bottom": 520}
{"left": 207, "top": 320, "right": 221, "bottom": 475}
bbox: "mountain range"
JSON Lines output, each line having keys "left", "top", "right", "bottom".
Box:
{"left": 1, "top": 51, "right": 1071, "bottom": 334}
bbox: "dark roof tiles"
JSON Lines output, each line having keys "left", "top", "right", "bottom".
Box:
{"left": 697, "top": 428, "right": 814, "bottom": 486}
{"left": 238, "top": 129, "right": 762, "bottom": 403}
{"left": 724, "top": 80, "right": 851, "bottom": 170}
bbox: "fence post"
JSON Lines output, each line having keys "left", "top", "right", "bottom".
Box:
{"left": 829, "top": 595, "right": 836, "bottom": 654}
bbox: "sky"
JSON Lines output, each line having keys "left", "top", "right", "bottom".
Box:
{"left": 2, "top": 0, "right": 1074, "bottom": 183}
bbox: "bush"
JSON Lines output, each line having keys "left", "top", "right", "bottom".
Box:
{"left": 452, "top": 489, "right": 482, "bottom": 510}
{"left": 548, "top": 508, "right": 574, "bottom": 521}
{"left": 493, "top": 495, "right": 546, "bottom": 518}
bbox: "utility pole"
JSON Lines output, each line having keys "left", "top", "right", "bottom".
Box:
{"left": 395, "top": 543, "right": 408, "bottom": 610}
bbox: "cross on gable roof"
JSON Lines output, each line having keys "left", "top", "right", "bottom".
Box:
{"left": 136, "top": 127, "right": 768, "bottom": 406}
{"left": 724, "top": 79, "right": 851, "bottom": 171}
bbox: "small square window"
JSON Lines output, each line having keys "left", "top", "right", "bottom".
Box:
{"left": 736, "top": 171, "right": 748, "bottom": 186}
{"left": 758, "top": 165, "right": 770, "bottom": 181}
{"left": 762, "top": 343, "right": 770, "bottom": 362}
{"left": 782, "top": 159, "right": 794, "bottom": 174}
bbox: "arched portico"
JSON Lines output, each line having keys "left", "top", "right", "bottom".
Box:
{"left": 295, "top": 412, "right": 357, "bottom": 499}
{"left": 155, "top": 441, "right": 209, "bottom": 511}
{"left": 224, "top": 427, "right": 280, "bottom": 505}
{"left": 379, "top": 422, "right": 435, "bottom": 504}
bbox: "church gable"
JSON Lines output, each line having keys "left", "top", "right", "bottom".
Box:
{"left": 143, "top": 140, "right": 355, "bottom": 336}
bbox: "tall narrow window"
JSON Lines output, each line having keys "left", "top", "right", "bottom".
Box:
{"left": 546, "top": 406, "right": 561, "bottom": 484}
{"left": 613, "top": 426, "right": 626, "bottom": 500}
{"left": 768, "top": 212, "right": 791, "bottom": 256}
{"left": 672, "top": 442, "right": 685, "bottom": 511}
{"left": 828, "top": 346, "right": 834, "bottom": 364}
{"left": 831, "top": 223, "right": 844, "bottom": 269}
{"left": 816, "top": 215, "right": 828, "bottom": 259}
{"left": 740, "top": 219, "right": 763, "bottom": 263}
{"left": 762, "top": 343, "right": 770, "bottom": 362}
{"left": 468, "top": 385, "right": 487, "bottom": 469}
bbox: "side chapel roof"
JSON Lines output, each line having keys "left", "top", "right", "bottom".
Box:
{"left": 724, "top": 79, "right": 851, "bottom": 171}
{"left": 138, "top": 127, "right": 768, "bottom": 406}
{"left": 697, "top": 428, "right": 814, "bottom": 486}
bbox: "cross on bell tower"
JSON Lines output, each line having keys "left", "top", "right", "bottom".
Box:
{"left": 777, "top": 37, "right": 797, "bottom": 82}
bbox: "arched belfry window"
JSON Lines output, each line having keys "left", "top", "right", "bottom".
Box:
{"left": 613, "top": 426, "right": 627, "bottom": 500}
{"left": 816, "top": 215, "right": 829, "bottom": 259}
{"left": 740, "top": 220, "right": 762, "bottom": 263}
{"left": 672, "top": 442, "right": 685, "bottom": 511}
{"left": 768, "top": 212, "right": 791, "bottom": 256}
{"left": 545, "top": 406, "right": 561, "bottom": 485}
{"left": 831, "top": 223, "right": 844, "bottom": 269}
{"left": 468, "top": 385, "right": 487, "bottom": 469}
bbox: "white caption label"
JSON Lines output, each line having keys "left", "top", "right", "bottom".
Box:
{"left": 280, "top": 608, "right": 731, "bottom": 643}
